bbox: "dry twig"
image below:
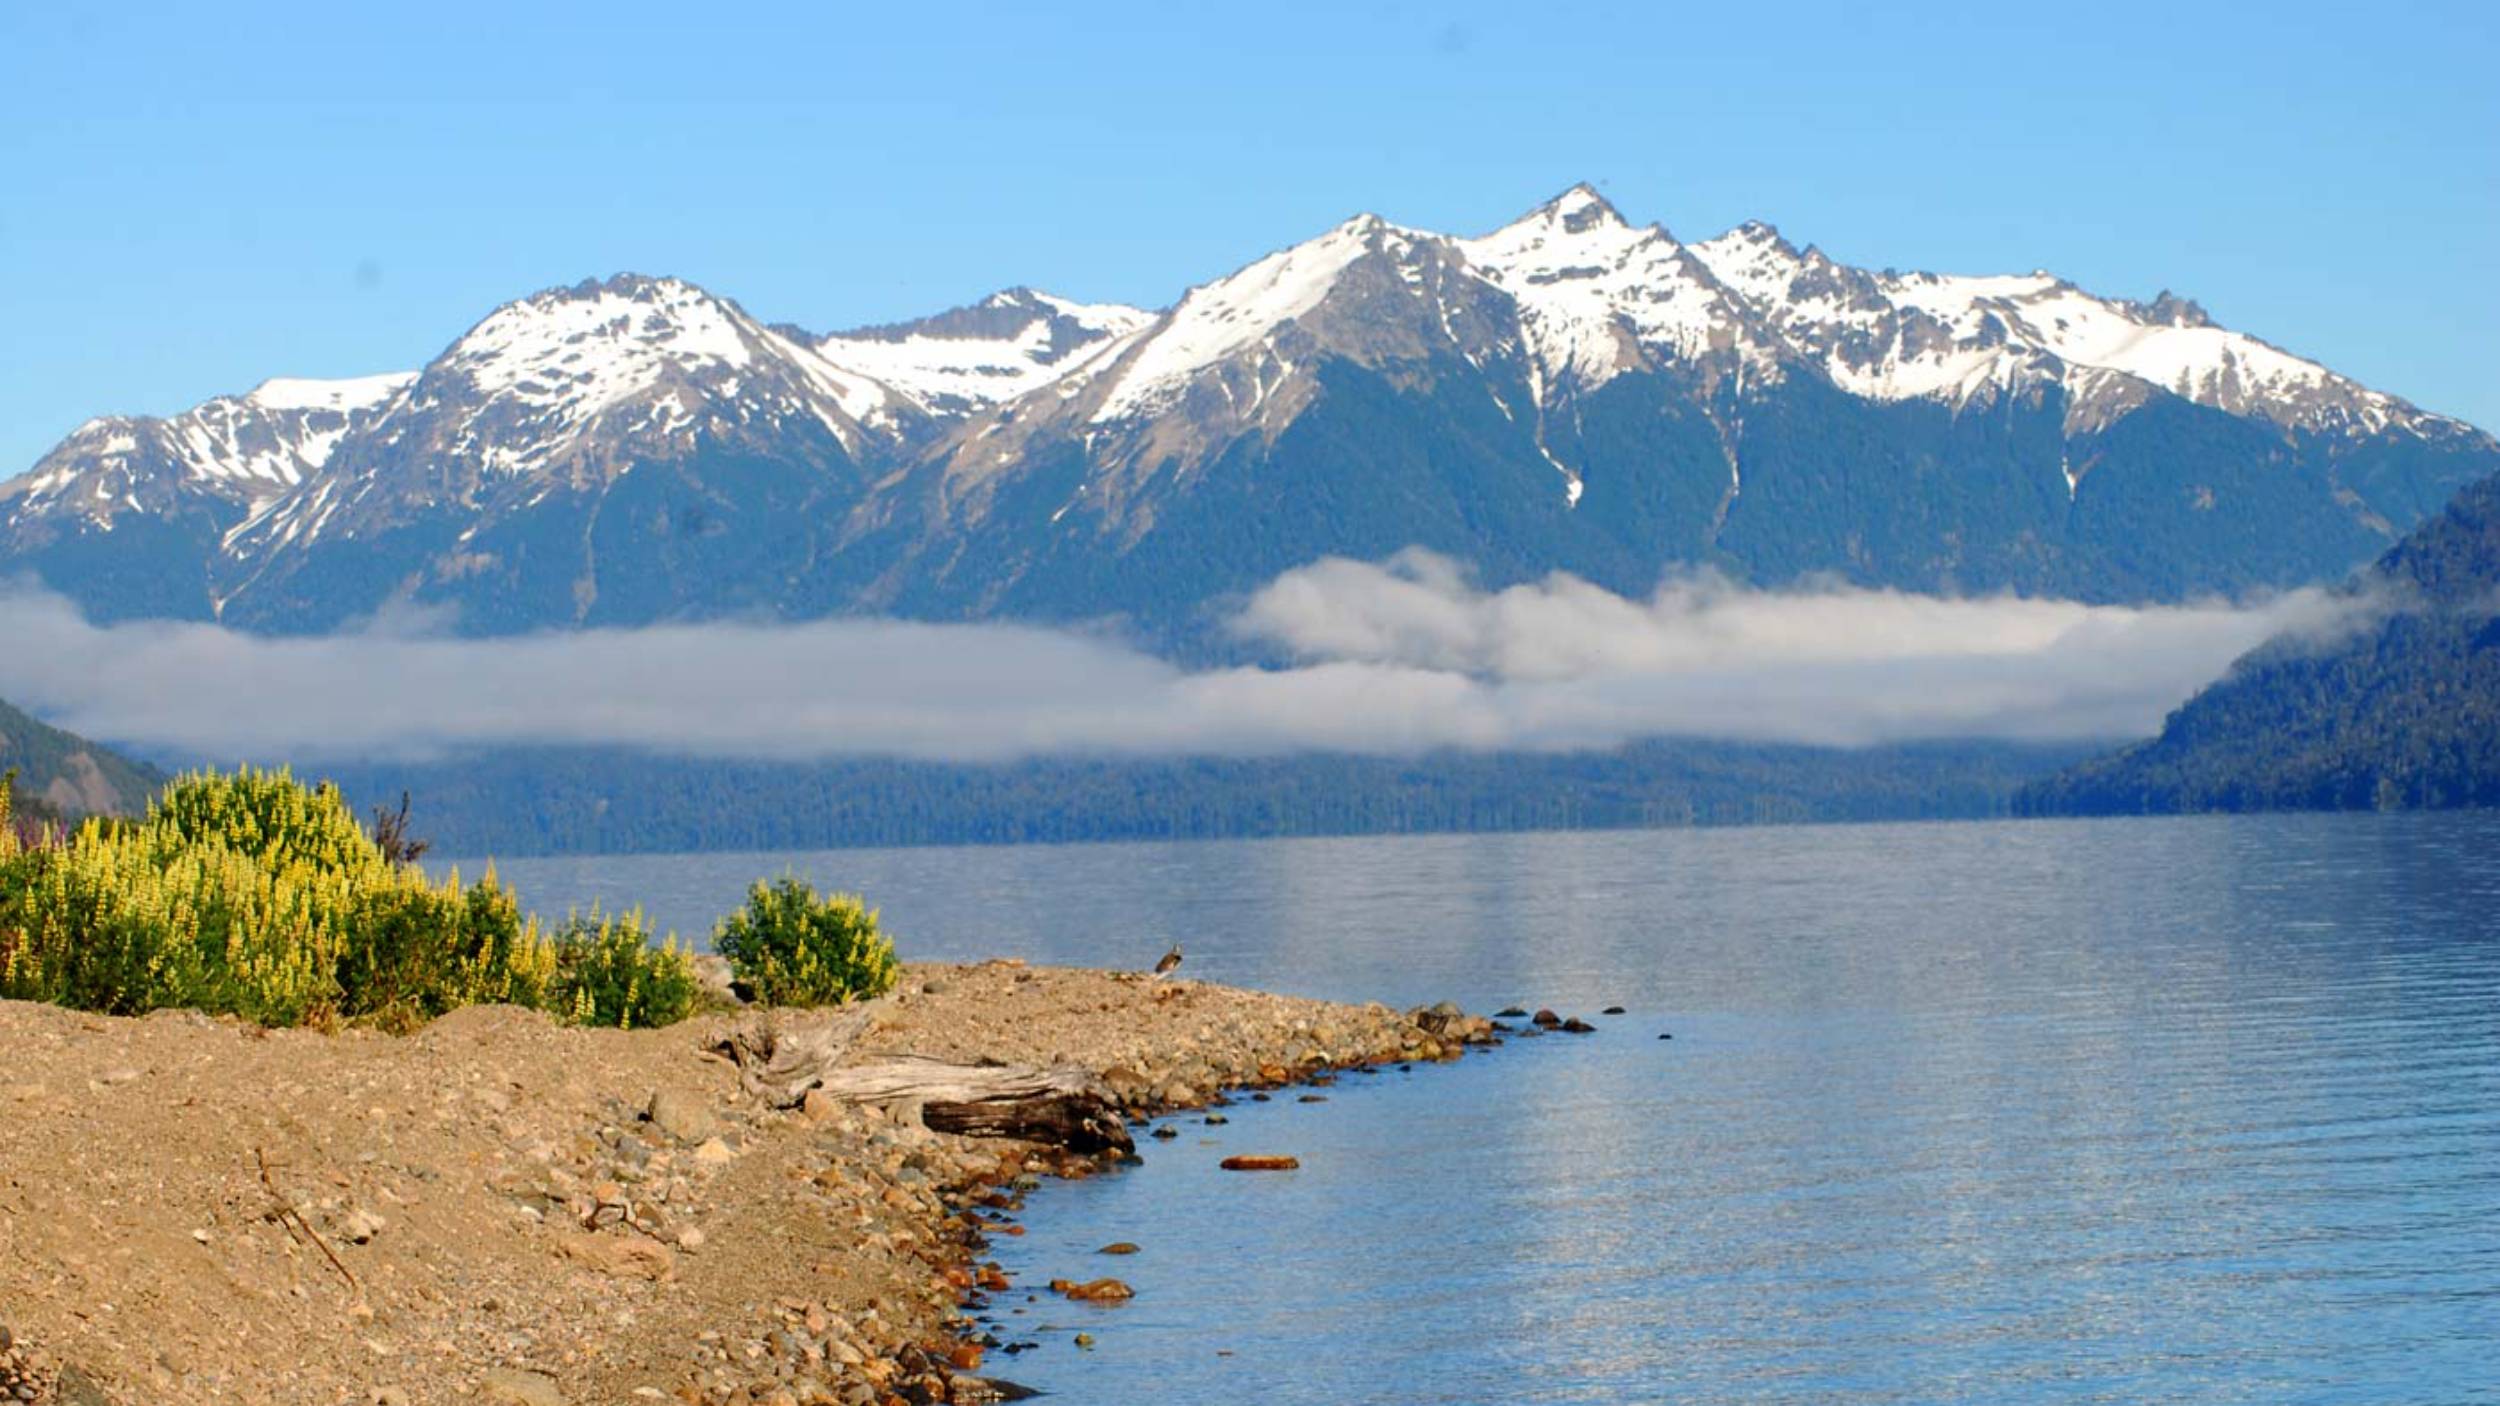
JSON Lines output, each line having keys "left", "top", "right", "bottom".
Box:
{"left": 255, "top": 1146, "right": 360, "bottom": 1293}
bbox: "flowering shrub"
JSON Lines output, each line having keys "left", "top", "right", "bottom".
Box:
{"left": 0, "top": 768, "right": 692, "bottom": 1030}
{"left": 548, "top": 907, "right": 700, "bottom": 1030}
{"left": 711, "top": 876, "right": 899, "bottom": 1007}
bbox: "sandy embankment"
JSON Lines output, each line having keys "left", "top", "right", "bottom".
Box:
{"left": 0, "top": 962, "right": 1495, "bottom": 1405}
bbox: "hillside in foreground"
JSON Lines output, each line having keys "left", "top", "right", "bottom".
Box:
{"left": 2022, "top": 473, "right": 2500, "bottom": 815}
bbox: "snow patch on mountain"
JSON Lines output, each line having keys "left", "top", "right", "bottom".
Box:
{"left": 442, "top": 277, "right": 885, "bottom": 422}
{"left": 414, "top": 275, "right": 900, "bottom": 475}
{"left": 816, "top": 288, "right": 1152, "bottom": 413}
{"left": 245, "top": 372, "right": 416, "bottom": 415}
{"left": 3, "top": 370, "right": 418, "bottom": 535}
{"left": 1687, "top": 225, "right": 2407, "bottom": 434}
{"left": 1456, "top": 184, "right": 1753, "bottom": 397}
{"left": 1092, "top": 216, "right": 1416, "bottom": 422}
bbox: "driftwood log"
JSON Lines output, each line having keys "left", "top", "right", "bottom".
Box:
{"left": 709, "top": 1012, "right": 1134, "bottom": 1156}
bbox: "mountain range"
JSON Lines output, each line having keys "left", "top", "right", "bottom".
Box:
{"left": 8, "top": 186, "right": 2494, "bottom": 639}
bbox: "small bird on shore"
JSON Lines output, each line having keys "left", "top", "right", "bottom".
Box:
{"left": 1152, "top": 943, "right": 1184, "bottom": 978}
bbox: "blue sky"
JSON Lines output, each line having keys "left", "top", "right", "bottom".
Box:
{"left": 3, "top": 1, "right": 2493, "bottom": 473}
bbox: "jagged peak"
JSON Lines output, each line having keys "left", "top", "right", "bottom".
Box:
{"left": 2136, "top": 290, "right": 2215, "bottom": 329}
{"left": 1538, "top": 182, "right": 1628, "bottom": 231}
{"left": 555, "top": 271, "right": 704, "bottom": 301}
{"left": 1475, "top": 183, "right": 1634, "bottom": 242}
{"left": 401, "top": 270, "right": 901, "bottom": 459}
{"left": 1326, "top": 211, "right": 1435, "bottom": 253}
{"left": 442, "top": 273, "right": 760, "bottom": 366}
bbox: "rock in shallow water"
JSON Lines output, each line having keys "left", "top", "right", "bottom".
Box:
{"left": 1220, "top": 1155, "right": 1301, "bottom": 1171}
{"left": 1055, "top": 1278, "right": 1134, "bottom": 1302}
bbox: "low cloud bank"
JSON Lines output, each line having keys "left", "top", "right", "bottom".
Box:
{"left": 0, "top": 552, "right": 2364, "bottom": 764}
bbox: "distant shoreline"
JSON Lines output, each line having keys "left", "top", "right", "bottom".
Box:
{"left": 300, "top": 738, "right": 2098, "bottom": 860}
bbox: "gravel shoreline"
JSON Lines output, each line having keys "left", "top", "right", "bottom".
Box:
{"left": 0, "top": 962, "right": 1496, "bottom": 1405}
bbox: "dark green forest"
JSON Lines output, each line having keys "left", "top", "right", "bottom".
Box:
{"left": 2023, "top": 472, "right": 2500, "bottom": 815}
{"left": 312, "top": 739, "right": 2094, "bottom": 858}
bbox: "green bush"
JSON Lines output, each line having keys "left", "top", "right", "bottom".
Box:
{"left": 0, "top": 766, "right": 700, "bottom": 1032}
{"left": 549, "top": 907, "right": 699, "bottom": 1030}
{"left": 712, "top": 876, "right": 900, "bottom": 1007}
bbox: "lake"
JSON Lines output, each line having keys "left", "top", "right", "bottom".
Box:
{"left": 463, "top": 811, "right": 2500, "bottom": 1403}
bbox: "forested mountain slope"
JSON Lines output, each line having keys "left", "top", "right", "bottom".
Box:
{"left": 2022, "top": 473, "right": 2500, "bottom": 814}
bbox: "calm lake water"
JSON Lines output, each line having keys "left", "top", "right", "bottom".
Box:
{"left": 464, "top": 811, "right": 2500, "bottom": 1404}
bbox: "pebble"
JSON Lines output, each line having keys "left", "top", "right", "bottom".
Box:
{"left": 644, "top": 1088, "right": 721, "bottom": 1145}
{"left": 477, "top": 1367, "right": 567, "bottom": 1405}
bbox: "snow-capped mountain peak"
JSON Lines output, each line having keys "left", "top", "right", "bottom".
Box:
{"left": 393, "top": 273, "right": 902, "bottom": 479}
{"left": 814, "top": 287, "right": 1152, "bottom": 415}
{"left": 2, "top": 371, "right": 417, "bottom": 536}
{"left": 1520, "top": 181, "right": 1633, "bottom": 233}
{"left": 1089, "top": 213, "right": 1429, "bottom": 422}
{"left": 1681, "top": 226, "right": 2414, "bottom": 435}
{"left": 431, "top": 274, "right": 880, "bottom": 424}
{"left": 1457, "top": 186, "right": 1758, "bottom": 390}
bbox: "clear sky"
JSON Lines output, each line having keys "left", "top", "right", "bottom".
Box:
{"left": 4, "top": 1, "right": 2493, "bottom": 474}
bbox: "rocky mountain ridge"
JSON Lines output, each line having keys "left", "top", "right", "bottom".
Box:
{"left": 7, "top": 186, "right": 2491, "bottom": 635}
